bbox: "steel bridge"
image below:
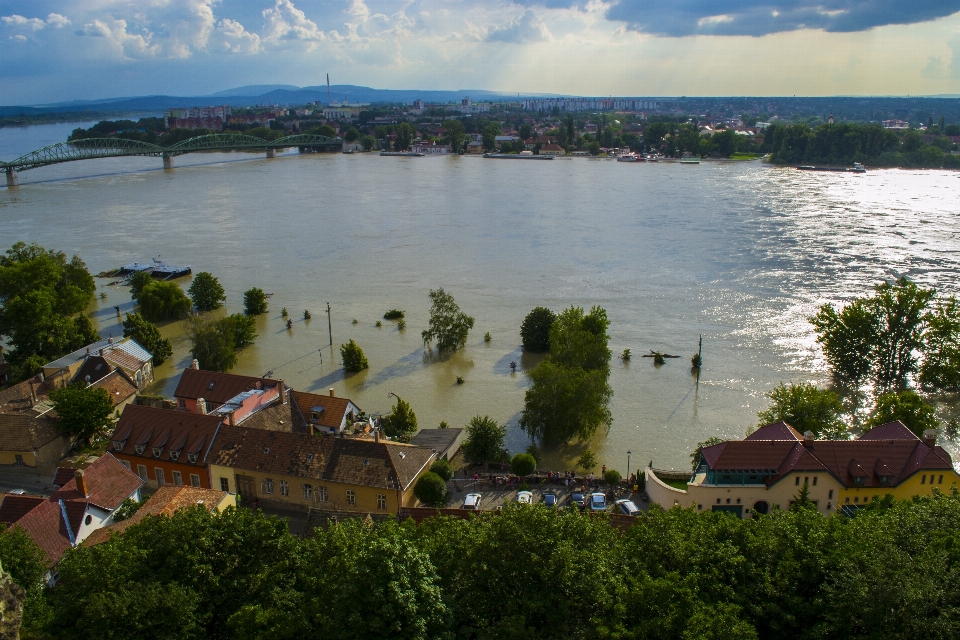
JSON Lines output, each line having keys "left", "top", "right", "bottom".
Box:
{"left": 1, "top": 133, "right": 342, "bottom": 186}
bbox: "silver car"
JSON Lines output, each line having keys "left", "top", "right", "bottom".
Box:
{"left": 462, "top": 493, "right": 482, "bottom": 510}
{"left": 615, "top": 498, "right": 640, "bottom": 516}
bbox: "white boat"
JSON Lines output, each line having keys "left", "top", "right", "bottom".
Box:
{"left": 645, "top": 154, "right": 661, "bottom": 162}
{"left": 680, "top": 157, "right": 700, "bottom": 164}
{"left": 616, "top": 153, "right": 640, "bottom": 162}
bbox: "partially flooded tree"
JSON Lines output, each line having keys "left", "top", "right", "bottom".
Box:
{"left": 421, "top": 288, "right": 474, "bottom": 353}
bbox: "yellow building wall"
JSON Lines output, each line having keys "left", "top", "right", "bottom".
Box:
{"left": 685, "top": 471, "right": 846, "bottom": 517}
{"left": 0, "top": 450, "right": 37, "bottom": 466}
{"left": 209, "top": 463, "right": 412, "bottom": 514}
{"left": 839, "top": 470, "right": 960, "bottom": 507}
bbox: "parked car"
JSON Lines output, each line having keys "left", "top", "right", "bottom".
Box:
{"left": 615, "top": 498, "right": 640, "bottom": 516}
{"left": 462, "top": 493, "right": 482, "bottom": 510}
{"left": 542, "top": 492, "right": 558, "bottom": 508}
{"left": 589, "top": 492, "right": 607, "bottom": 512}
{"left": 516, "top": 490, "right": 533, "bottom": 504}
{"left": 570, "top": 492, "right": 585, "bottom": 509}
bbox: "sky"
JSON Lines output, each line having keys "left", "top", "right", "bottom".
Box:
{"left": 2, "top": 1, "right": 960, "bottom": 105}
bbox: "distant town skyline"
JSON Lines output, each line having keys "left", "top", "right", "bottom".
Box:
{"left": 2, "top": 1, "right": 960, "bottom": 105}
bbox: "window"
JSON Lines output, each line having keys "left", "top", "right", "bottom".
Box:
{"left": 14, "top": 454, "right": 24, "bottom": 467}
{"left": 152, "top": 447, "right": 162, "bottom": 458}
{"left": 263, "top": 478, "right": 274, "bottom": 494}
{"left": 156, "top": 468, "right": 166, "bottom": 485}
{"left": 135, "top": 444, "right": 145, "bottom": 454}
{"left": 208, "top": 381, "right": 215, "bottom": 390}
{"left": 939, "top": 475, "right": 944, "bottom": 484}
{"left": 179, "top": 398, "right": 186, "bottom": 408}
{"left": 813, "top": 476, "right": 818, "bottom": 486}
{"left": 190, "top": 474, "right": 201, "bottom": 487}
{"left": 120, "top": 460, "right": 131, "bottom": 470}
{"left": 303, "top": 484, "right": 313, "bottom": 500}
{"left": 172, "top": 471, "right": 183, "bottom": 486}
{"left": 137, "top": 465, "right": 147, "bottom": 480}
{"left": 280, "top": 481, "right": 289, "bottom": 496}
{"left": 220, "top": 477, "right": 229, "bottom": 491}
{"left": 112, "top": 441, "right": 124, "bottom": 451}
{"left": 187, "top": 453, "right": 198, "bottom": 464}
{"left": 377, "top": 494, "right": 387, "bottom": 510}
{"left": 169, "top": 450, "right": 179, "bottom": 461}
{"left": 84, "top": 515, "right": 92, "bottom": 526}
{"left": 854, "top": 476, "right": 864, "bottom": 486}
{"left": 795, "top": 477, "right": 800, "bottom": 486}
{"left": 922, "top": 475, "right": 927, "bottom": 485}
{"left": 828, "top": 489, "right": 834, "bottom": 499}
{"left": 346, "top": 490, "right": 356, "bottom": 506}
{"left": 317, "top": 486, "right": 328, "bottom": 502}
{"left": 311, "top": 412, "right": 319, "bottom": 421}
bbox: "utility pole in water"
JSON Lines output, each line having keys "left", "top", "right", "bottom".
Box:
{"left": 326, "top": 302, "right": 332, "bottom": 346}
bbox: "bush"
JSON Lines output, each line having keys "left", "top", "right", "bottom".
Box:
{"left": 603, "top": 469, "right": 622, "bottom": 485}
{"left": 484, "top": 332, "right": 492, "bottom": 343}
{"left": 122, "top": 313, "right": 173, "bottom": 365}
{"left": 511, "top": 453, "right": 537, "bottom": 477}
{"left": 398, "top": 319, "right": 406, "bottom": 330}
{"left": 430, "top": 459, "right": 453, "bottom": 481}
{"left": 520, "top": 306, "right": 555, "bottom": 352}
{"left": 456, "top": 376, "right": 464, "bottom": 385}
{"left": 138, "top": 281, "right": 192, "bottom": 321}
{"left": 188, "top": 272, "right": 226, "bottom": 312}
{"left": 128, "top": 271, "right": 153, "bottom": 301}
{"left": 462, "top": 415, "right": 506, "bottom": 464}
{"left": 243, "top": 288, "right": 268, "bottom": 316}
{"left": 621, "top": 348, "right": 631, "bottom": 361}
{"left": 384, "top": 310, "right": 405, "bottom": 320}
{"left": 340, "top": 339, "right": 369, "bottom": 372}
{"left": 112, "top": 497, "right": 142, "bottom": 522}
{"left": 413, "top": 472, "right": 447, "bottom": 506}
{"left": 383, "top": 398, "right": 418, "bottom": 442}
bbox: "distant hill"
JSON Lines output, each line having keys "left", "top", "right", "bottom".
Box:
{"left": 0, "top": 85, "right": 550, "bottom": 117}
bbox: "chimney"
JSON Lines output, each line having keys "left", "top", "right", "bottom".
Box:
{"left": 227, "top": 410, "right": 235, "bottom": 426}
{"left": 75, "top": 470, "right": 88, "bottom": 497}
{"left": 374, "top": 428, "right": 380, "bottom": 444}
{"left": 803, "top": 431, "right": 814, "bottom": 447}
{"left": 108, "top": 337, "right": 113, "bottom": 344}
{"left": 923, "top": 429, "right": 937, "bottom": 448}
{"left": 329, "top": 388, "right": 335, "bottom": 397}
{"left": 28, "top": 379, "right": 37, "bottom": 406}
{"left": 309, "top": 424, "right": 315, "bottom": 436}
{"left": 86, "top": 347, "right": 91, "bottom": 355}
{"left": 191, "top": 359, "right": 200, "bottom": 370}
{"left": 196, "top": 398, "right": 207, "bottom": 415}
{"left": 99, "top": 348, "right": 105, "bottom": 357}
{"left": 278, "top": 379, "right": 286, "bottom": 405}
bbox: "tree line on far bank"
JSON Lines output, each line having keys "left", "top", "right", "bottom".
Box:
{"left": 4, "top": 490, "right": 960, "bottom": 640}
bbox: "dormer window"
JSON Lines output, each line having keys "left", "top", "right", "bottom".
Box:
{"left": 187, "top": 453, "right": 198, "bottom": 464}
{"left": 152, "top": 447, "right": 162, "bottom": 458}
{"left": 112, "top": 440, "right": 125, "bottom": 451}
{"left": 311, "top": 412, "right": 319, "bottom": 421}
{"left": 853, "top": 476, "right": 864, "bottom": 486}
{"left": 208, "top": 381, "right": 215, "bottom": 390}
{"left": 135, "top": 444, "right": 145, "bottom": 455}
{"left": 879, "top": 475, "right": 892, "bottom": 485}
{"left": 170, "top": 450, "right": 180, "bottom": 461}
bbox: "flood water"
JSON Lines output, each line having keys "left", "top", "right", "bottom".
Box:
{"left": 3, "top": 123, "right": 960, "bottom": 472}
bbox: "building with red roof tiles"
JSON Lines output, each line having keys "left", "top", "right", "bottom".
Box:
{"left": 646, "top": 421, "right": 960, "bottom": 518}
{"left": 173, "top": 365, "right": 280, "bottom": 419}
{"left": 11, "top": 453, "right": 142, "bottom": 568}
{"left": 108, "top": 404, "right": 224, "bottom": 489}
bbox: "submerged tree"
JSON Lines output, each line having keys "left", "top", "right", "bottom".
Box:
{"left": 188, "top": 272, "right": 226, "bottom": 312}
{"left": 520, "top": 306, "right": 555, "bottom": 352}
{"left": 756, "top": 382, "right": 849, "bottom": 440}
{"left": 243, "top": 288, "right": 268, "bottom": 316}
{"left": 383, "top": 397, "right": 418, "bottom": 442}
{"left": 421, "top": 288, "right": 474, "bottom": 353}
{"left": 865, "top": 390, "right": 939, "bottom": 437}
{"left": 138, "top": 281, "right": 192, "bottom": 322}
{"left": 340, "top": 340, "right": 369, "bottom": 372}
{"left": 122, "top": 313, "right": 173, "bottom": 366}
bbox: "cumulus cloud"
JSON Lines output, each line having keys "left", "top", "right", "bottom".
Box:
{"left": 513, "top": 0, "right": 960, "bottom": 37}
{"left": 46, "top": 13, "right": 71, "bottom": 28}
{"left": 79, "top": 18, "right": 161, "bottom": 59}
{"left": 261, "top": 0, "right": 325, "bottom": 45}
{"left": 951, "top": 33, "right": 960, "bottom": 79}
{"left": 2, "top": 15, "right": 49, "bottom": 31}
{"left": 213, "top": 18, "right": 262, "bottom": 53}
{"left": 486, "top": 10, "right": 551, "bottom": 43}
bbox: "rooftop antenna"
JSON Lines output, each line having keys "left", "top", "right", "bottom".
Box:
{"left": 327, "top": 73, "right": 331, "bottom": 106}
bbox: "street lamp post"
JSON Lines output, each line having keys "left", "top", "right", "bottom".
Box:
{"left": 627, "top": 450, "right": 632, "bottom": 484}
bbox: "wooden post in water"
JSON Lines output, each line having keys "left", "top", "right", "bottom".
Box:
{"left": 326, "top": 302, "right": 332, "bottom": 346}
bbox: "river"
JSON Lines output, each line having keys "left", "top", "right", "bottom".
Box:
{"left": 3, "top": 122, "right": 960, "bottom": 472}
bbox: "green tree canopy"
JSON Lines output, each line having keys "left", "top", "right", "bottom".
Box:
{"left": 138, "top": 281, "right": 192, "bottom": 321}
{"left": 0, "top": 242, "right": 97, "bottom": 380}
{"left": 49, "top": 383, "right": 114, "bottom": 445}
{"left": 442, "top": 119, "right": 465, "bottom": 153}
{"left": 394, "top": 122, "right": 415, "bottom": 151}
{"left": 188, "top": 272, "right": 226, "bottom": 312}
{"left": 510, "top": 453, "right": 537, "bottom": 477}
{"left": 461, "top": 415, "right": 507, "bottom": 464}
{"left": 0, "top": 525, "right": 51, "bottom": 633}
{"left": 122, "top": 312, "right": 173, "bottom": 366}
{"left": 919, "top": 296, "right": 960, "bottom": 390}
{"left": 756, "top": 382, "right": 849, "bottom": 440}
{"left": 343, "top": 127, "right": 360, "bottom": 143}
{"left": 865, "top": 390, "right": 939, "bottom": 437}
{"left": 383, "top": 397, "right": 418, "bottom": 442}
{"left": 340, "top": 339, "right": 369, "bottom": 373}
{"left": 243, "top": 288, "right": 268, "bottom": 316}
{"left": 307, "top": 125, "right": 337, "bottom": 138}
{"left": 548, "top": 305, "right": 611, "bottom": 371}
{"left": 128, "top": 271, "right": 154, "bottom": 301}
{"left": 187, "top": 314, "right": 238, "bottom": 372}
{"left": 520, "top": 306, "right": 555, "bottom": 352}
{"left": 429, "top": 459, "right": 453, "bottom": 481}
{"left": 421, "top": 288, "right": 474, "bottom": 353}
{"left": 413, "top": 472, "right": 447, "bottom": 507}
{"left": 520, "top": 361, "right": 612, "bottom": 447}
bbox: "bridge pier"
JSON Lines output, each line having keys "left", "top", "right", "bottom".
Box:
{"left": 5, "top": 169, "right": 17, "bottom": 188}
{"left": 266, "top": 148, "right": 276, "bottom": 159}
{"left": 162, "top": 155, "right": 173, "bottom": 170}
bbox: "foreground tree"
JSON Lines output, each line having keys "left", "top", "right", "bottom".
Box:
{"left": 520, "top": 306, "right": 555, "bottom": 352}
{"left": 138, "top": 281, "right": 192, "bottom": 321}
{"left": 49, "top": 383, "right": 114, "bottom": 445}
{"left": 461, "top": 415, "right": 507, "bottom": 464}
{"left": 865, "top": 390, "right": 939, "bottom": 437}
{"left": 421, "top": 288, "right": 474, "bottom": 352}
{"left": 919, "top": 296, "right": 960, "bottom": 389}
{"left": 756, "top": 382, "right": 849, "bottom": 439}
{"left": 122, "top": 313, "right": 173, "bottom": 365}
{"left": 0, "top": 526, "right": 50, "bottom": 634}
{"left": 383, "top": 397, "right": 418, "bottom": 442}
{"left": 339, "top": 340, "right": 369, "bottom": 372}
{"left": 0, "top": 242, "right": 97, "bottom": 381}
{"left": 243, "top": 288, "right": 268, "bottom": 316}
{"left": 188, "top": 272, "right": 226, "bottom": 312}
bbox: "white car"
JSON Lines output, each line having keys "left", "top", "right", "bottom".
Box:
{"left": 615, "top": 498, "right": 640, "bottom": 516}
{"left": 515, "top": 490, "right": 533, "bottom": 504}
{"left": 589, "top": 492, "right": 607, "bottom": 512}
{"left": 462, "top": 493, "right": 482, "bottom": 510}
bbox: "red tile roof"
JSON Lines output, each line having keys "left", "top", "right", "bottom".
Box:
{"left": 745, "top": 421, "right": 803, "bottom": 441}
{"left": 0, "top": 376, "right": 64, "bottom": 452}
{"left": 0, "top": 495, "right": 45, "bottom": 524}
{"left": 52, "top": 467, "right": 76, "bottom": 487}
{"left": 109, "top": 404, "right": 223, "bottom": 467}
{"left": 51, "top": 453, "right": 143, "bottom": 512}
{"left": 90, "top": 369, "right": 138, "bottom": 407}
{"left": 289, "top": 390, "right": 360, "bottom": 430}
{"left": 174, "top": 368, "right": 278, "bottom": 406}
